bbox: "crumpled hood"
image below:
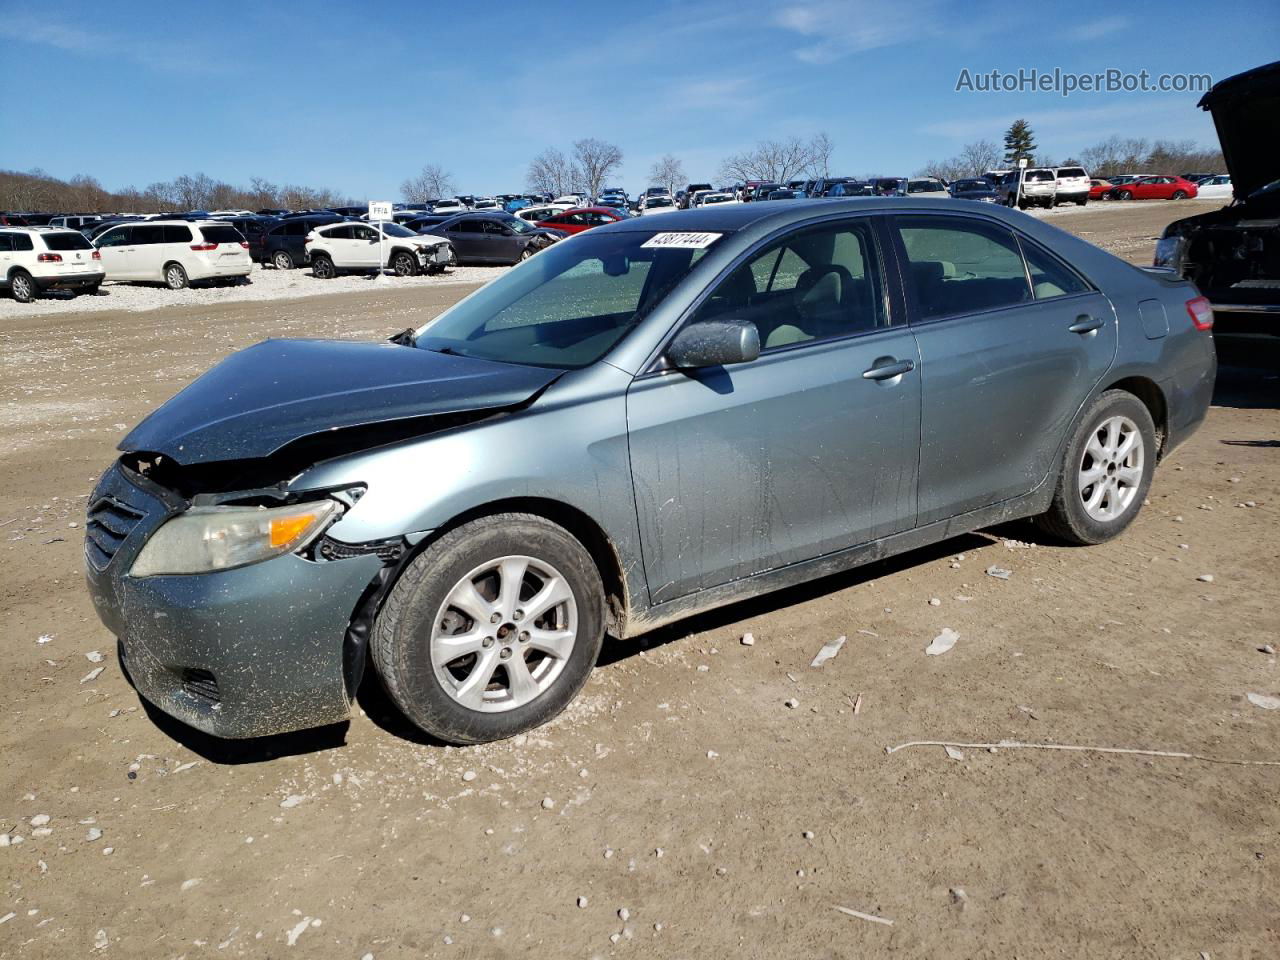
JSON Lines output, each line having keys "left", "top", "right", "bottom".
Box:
{"left": 120, "top": 338, "right": 560, "bottom": 464}
{"left": 1199, "top": 59, "right": 1280, "bottom": 202}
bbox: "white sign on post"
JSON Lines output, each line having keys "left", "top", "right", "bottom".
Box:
{"left": 1017, "top": 157, "right": 1029, "bottom": 168}
{"left": 368, "top": 202, "right": 392, "bottom": 278}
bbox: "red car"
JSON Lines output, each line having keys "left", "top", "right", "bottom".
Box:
{"left": 534, "top": 206, "right": 626, "bottom": 235}
{"left": 1088, "top": 178, "right": 1118, "bottom": 200}
{"left": 1111, "top": 175, "right": 1199, "bottom": 201}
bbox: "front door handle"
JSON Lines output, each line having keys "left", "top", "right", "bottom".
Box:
{"left": 1068, "top": 315, "right": 1104, "bottom": 334}
{"left": 862, "top": 357, "right": 915, "bottom": 381}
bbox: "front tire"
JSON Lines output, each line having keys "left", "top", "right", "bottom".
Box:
{"left": 1118, "top": 190, "right": 1134, "bottom": 201}
{"left": 1171, "top": 190, "right": 1187, "bottom": 200}
{"left": 1036, "top": 390, "right": 1156, "bottom": 545}
{"left": 164, "top": 263, "right": 188, "bottom": 290}
{"left": 391, "top": 250, "right": 418, "bottom": 277}
{"left": 373, "top": 514, "right": 606, "bottom": 745}
{"left": 9, "top": 270, "right": 37, "bottom": 303}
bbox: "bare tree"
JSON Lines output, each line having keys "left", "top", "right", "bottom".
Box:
{"left": 647, "top": 154, "right": 686, "bottom": 196}
{"left": 401, "top": 164, "right": 456, "bottom": 203}
{"left": 958, "top": 140, "right": 1001, "bottom": 176}
{"left": 806, "top": 132, "right": 834, "bottom": 179}
{"left": 718, "top": 135, "right": 823, "bottom": 184}
{"left": 914, "top": 158, "right": 968, "bottom": 182}
{"left": 526, "top": 147, "right": 579, "bottom": 197}
{"left": 572, "top": 138, "right": 624, "bottom": 200}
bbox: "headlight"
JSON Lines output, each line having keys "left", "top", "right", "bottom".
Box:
{"left": 130, "top": 500, "right": 342, "bottom": 577}
{"left": 1153, "top": 235, "right": 1186, "bottom": 270}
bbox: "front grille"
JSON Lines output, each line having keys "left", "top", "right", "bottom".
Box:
{"left": 85, "top": 495, "right": 146, "bottom": 570}
{"left": 181, "top": 668, "right": 221, "bottom": 705}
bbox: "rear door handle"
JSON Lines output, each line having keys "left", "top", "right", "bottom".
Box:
{"left": 1068, "top": 315, "right": 1104, "bottom": 334}
{"left": 862, "top": 358, "right": 915, "bottom": 381}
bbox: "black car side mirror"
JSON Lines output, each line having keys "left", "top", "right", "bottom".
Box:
{"left": 667, "top": 320, "right": 760, "bottom": 369}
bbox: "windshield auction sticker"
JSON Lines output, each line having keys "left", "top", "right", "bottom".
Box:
{"left": 641, "top": 232, "right": 723, "bottom": 249}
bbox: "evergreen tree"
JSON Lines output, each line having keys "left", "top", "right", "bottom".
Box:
{"left": 1003, "top": 119, "right": 1037, "bottom": 164}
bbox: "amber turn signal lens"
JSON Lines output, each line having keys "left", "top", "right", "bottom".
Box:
{"left": 270, "top": 512, "right": 321, "bottom": 548}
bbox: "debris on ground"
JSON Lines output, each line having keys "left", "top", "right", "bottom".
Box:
{"left": 1196, "top": 574, "right": 1215, "bottom": 583}
{"left": 926, "top": 628, "right": 959, "bottom": 656}
{"left": 279, "top": 795, "right": 304, "bottom": 809}
{"left": 1247, "top": 693, "right": 1280, "bottom": 710}
{"left": 833, "top": 904, "right": 894, "bottom": 926}
{"left": 80, "top": 667, "right": 104, "bottom": 684}
{"left": 784, "top": 698, "right": 800, "bottom": 709}
{"left": 741, "top": 632, "right": 755, "bottom": 646}
{"left": 945, "top": 746, "right": 965, "bottom": 761}
{"left": 985, "top": 566, "right": 1012, "bottom": 580}
{"left": 810, "top": 635, "right": 846, "bottom": 667}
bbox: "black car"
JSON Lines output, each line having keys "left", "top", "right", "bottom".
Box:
{"left": 261, "top": 214, "right": 345, "bottom": 269}
{"left": 218, "top": 215, "right": 281, "bottom": 262}
{"left": 430, "top": 213, "right": 564, "bottom": 265}
{"left": 766, "top": 189, "right": 801, "bottom": 200}
{"left": 257, "top": 208, "right": 290, "bottom": 217}
{"left": 949, "top": 178, "right": 1002, "bottom": 203}
{"left": 824, "top": 181, "right": 872, "bottom": 198}
{"left": 1155, "top": 59, "right": 1280, "bottom": 337}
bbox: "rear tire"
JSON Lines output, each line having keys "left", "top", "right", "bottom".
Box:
{"left": 164, "top": 263, "right": 188, "bottom": 290}
{"left": 372, "top": 513, "right": 606, "bottom": 745}
{"left": 1075, "top": 197, "right": 1087, "bottom": 206}
{"left": 9, "top": 270, "right": 37, "bottom": 303}
{"left": 311, "top": 255, "right": 335, "bottom": 280}
{"left": 271, "top": 250, "right": 294, "bottom": 270}
{"left": 81, "top": 284, "right": 101, "bottom": 297}
{"left": 1036, "top": 390, "right": 1156, "bottom": 545}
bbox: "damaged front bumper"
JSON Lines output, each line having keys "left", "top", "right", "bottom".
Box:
{"left": 84, "top": 461, "right": 384, "bottom": 739}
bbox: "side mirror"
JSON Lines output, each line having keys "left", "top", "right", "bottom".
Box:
{"left": 667, "top": 320, "right": 760, "bottom": 369}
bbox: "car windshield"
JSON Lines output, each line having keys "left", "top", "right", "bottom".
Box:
{"left": 415, "top": 230, "right": 718, "bottom": 369}
{"left": 379, "top": 223, "right": 416, "bottom": 238}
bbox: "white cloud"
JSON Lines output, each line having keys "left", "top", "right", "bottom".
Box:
{"left": 773, "top": 0, "right": 945, "bottom": 62}
{"left": 1066, "top": 16, "right": 1130, "bottom": 42}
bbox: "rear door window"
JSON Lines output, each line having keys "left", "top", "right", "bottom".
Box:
{"left": 0, "top": 234, "right": 13, "bottom": 252}
{"left": 895, "top": 215, "right": 1032, "bottom": 321}
{"left": 133, "top": 225, "right": 165, "bottom": 245}
{"left": 323, "top": 225, "right": 354, "bottom": 240}
{"left": 12, "top": 233, "right": 34, "bottom": 251}
{"left": 1020, "top": 238, "right": 1090, "bottom": 300}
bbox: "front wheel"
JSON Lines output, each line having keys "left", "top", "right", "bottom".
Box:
{"left": 1118, "top": 190, "right": 1134, "bottom": 201}
{"left": 164, "top": 263, "right": 188, "bottom": 290}
{"left": 1171, "top": 190, "right": 1187, "bottom": 200}
{"left": 372, "top": 514, "right": 606, "bottom": 744}
{"left": 272, "top": 250, "right": 294, "bottom": 270}
{"left": 1036, "top": 390, "right": 1156, "bottom": 545}
{"left": 391, "top": 250, "right": 418, "bottom": 277}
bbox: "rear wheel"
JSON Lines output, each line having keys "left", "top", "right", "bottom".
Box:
{"left": 311, "top": 254, "right": 336, "bottom": 280}
{"left": 80, "top": 284, "right": 101, "bottom": 297}
{"left": 1075, "top": 197, "right": 1088, "bottom": 206}
{"left": 1036, "top": 390, "right": 1156, "bottom": 545}
{"left": 391, "top": 250, "right": 418, "bottom": 277}
{"left": 9, "top": 270, "right": 37, "bottom": 303}
{"left": 372, "top": 513, "right": 606, "bottom": 744}
{"left": 164, "top": 263, "right": 188, "bottom": 290}
{"left": 272, "top": 250, "right": 294, "bottom": 270}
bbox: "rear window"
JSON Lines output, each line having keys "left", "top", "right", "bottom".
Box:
{"left": 198, "top": 225, "right": 244, "bottom": 244}
{"left": 1025, "top": 171, "right": 1055, "bottom": 182}
{"left": 1057, "top": 168, "right": 1087, "bottom": 178}
{"left": 42, "top": 231, "right": 93, "bottom": 251}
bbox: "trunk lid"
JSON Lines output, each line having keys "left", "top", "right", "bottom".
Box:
{"left": 1198, "top": 60, "right": 1280, "bottom": 202}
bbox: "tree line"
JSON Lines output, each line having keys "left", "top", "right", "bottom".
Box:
{"left": 0, "top": 168, "right": 357, "bottom": 214}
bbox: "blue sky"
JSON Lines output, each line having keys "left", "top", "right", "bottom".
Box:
{"left": 1, "top": 0, "right": 1275, "bottom": 199}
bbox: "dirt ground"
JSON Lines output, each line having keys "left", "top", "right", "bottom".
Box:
{"left": 1, "top": 202, "right": 1277, "bottom": 959}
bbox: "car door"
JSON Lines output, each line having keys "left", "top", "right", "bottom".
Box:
{"left": 128, "top": 224, "right": 166, "bottom": 279}
{"left": 95, "top": 225, "right": 137, "bottom": 278}
{"left": 446, "top": 220, "right": 486, "bottom": 261}
{"left": 627, "top": 216, "right": 922, "bottom": 604}
{"left": 482, "top": 219, "right": 521, "bottom": 262}
{"left": 0, "top": 233, "right": 13, "bottom": 281}
{"left": 891, "top": 213, "right": 1117, "bottom": 526}
{"left": 347, "top": 224, "right": 382, "bottom": 267}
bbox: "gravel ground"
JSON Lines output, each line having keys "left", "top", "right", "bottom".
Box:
{"left": 0, "top": 262, "right": 509, "bottom": 319}
{"left": 1, "top": 203, "right": 1276, "bottom": 958}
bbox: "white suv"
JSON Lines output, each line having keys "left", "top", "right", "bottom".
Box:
{"left": 305, "top": 221, "right": 453, "bottom": 279}
{"left": 0, "top": 227, "right": 106, "bottom": 302}
{"left": 1053, "top": 166, "right": 1091, "bottom": 206}
{"left": 93, "top": 220, "right": 252, "bottom": 289}
{"left": 1000, "top": 168, "right": 1058, "bottom": 209}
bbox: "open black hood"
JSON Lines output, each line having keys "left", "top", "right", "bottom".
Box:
{"left": 121, "top": 339, "right": 560, "bottom": 464}
{"left": 1198, "top": 60, "right": 1280, "bottom": 202}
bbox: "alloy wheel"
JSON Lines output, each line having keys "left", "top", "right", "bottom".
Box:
{"left": 430, "top": 555, "right": 578, "bottom": 713}
{"left": 1078, "top": 415, "right": 1144, "bottom": 522}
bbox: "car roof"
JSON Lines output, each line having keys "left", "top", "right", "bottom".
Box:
{"left": 0, "top": 225, "right": 82, "bottom": 233}
{"left": 597, "top": 196, "right": 1043, "bottom": 235}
